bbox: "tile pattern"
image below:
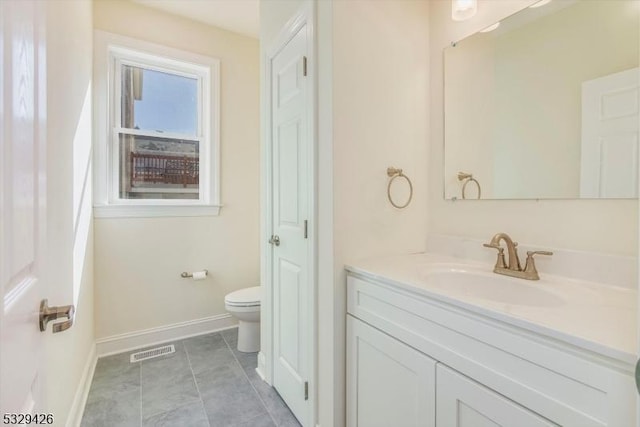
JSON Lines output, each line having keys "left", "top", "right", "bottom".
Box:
{"left": 81, "top": 328, "right": 301, "bottom": 427}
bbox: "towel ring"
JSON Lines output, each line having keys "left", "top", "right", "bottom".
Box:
{"left": 387, "top": 167, "right": 413, "bottom": 209}
{"left": 458, "top": 172, "right": 481, "bottom": 200}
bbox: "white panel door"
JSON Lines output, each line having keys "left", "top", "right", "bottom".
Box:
{"left": 347, "top": 316, "right": 436, "bottom": 427}
{"left": 436, "top": 365, "right": 559, "bottom": 427}
{"left": 270, "top": 24, "right": 311, "bottom": 425}
{"left": 1, "top": 0, "right": 47, "bottom": 414}
{"left": 581, "top": 68, "right": 639, "bottom": 198}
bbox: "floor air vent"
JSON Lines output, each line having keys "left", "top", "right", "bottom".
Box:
{"left": 130, "top": 344, "right": 175, "bottom": 363}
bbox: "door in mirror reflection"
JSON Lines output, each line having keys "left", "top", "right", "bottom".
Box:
{"left": 580, "top": 68, "right": 639, "bottom": 198}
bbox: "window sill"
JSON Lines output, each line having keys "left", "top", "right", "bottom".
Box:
{"left": 93, "top": 204, "right": 222, "bottom": 218}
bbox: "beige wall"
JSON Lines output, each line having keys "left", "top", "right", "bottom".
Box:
{"left": 93, "top": 0, "right": 260, "bottom": 339}
{"left": 445, "top": 1, "right": 639, "bottom": 199}
{"left": 44, "top": 0, "right": 95, "bottom": 423}
{"left": 429, "top": 0, "right": 638, "bottom": 256}
{"left": 331, "top": 1, "right": 430, "bottom": 425}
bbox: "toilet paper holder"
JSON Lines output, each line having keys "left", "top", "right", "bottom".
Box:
{"left": 181, "top": 270, "right": 208, "bottom": 279}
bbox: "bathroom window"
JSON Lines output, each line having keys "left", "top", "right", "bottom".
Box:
{"left": 94, "top": 32, "right": 220, "bottom": 217}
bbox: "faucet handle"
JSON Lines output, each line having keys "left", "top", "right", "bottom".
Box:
{"left": 483, "top": 243, "right": 507, "bottom": 270}
{"left": 526, "top": 250, "right": 553, "bottom": 257}
{"left": 523, "top": 250, "right": 553, "bottom": 280}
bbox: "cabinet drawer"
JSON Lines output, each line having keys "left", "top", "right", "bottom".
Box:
{"left": 347, "top": 315, "right": 436, "bottom": 427}
{"left": 437, "top": 365, "right": 558, "bottom": 427}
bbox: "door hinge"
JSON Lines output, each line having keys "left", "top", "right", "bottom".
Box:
{"left": 304, "top": 220, "right": 308, "bottom": 239}
{"left": 303, "top": 56, "right": 307, "bottom": 77}
{"left": 304, "top": 381, "right": 309, "bottom": 400}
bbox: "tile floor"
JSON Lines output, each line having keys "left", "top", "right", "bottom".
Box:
{"left": 81, "top": 328, "right": 301, "bottom": 427}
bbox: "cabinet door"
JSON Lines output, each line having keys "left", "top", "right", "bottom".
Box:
{"left": 347, "top": 315, "right": 436, "bottom": 427}
{"left": 436, "top": 365, "right": 559, "bottom": 427}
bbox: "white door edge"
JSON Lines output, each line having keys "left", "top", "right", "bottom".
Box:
{"left": 636, "top": 44, "right": 640, "bottom": 427}
{"left": 1, "top": 0, "right": 48, "bottom": 413}
{"left": 260, "top": 1, "right": 317, "bottom": 427}
{"left": 636, "top": 59, "right": 640, "bottom": 427}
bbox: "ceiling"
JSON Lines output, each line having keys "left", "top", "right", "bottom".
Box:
{"left": 131, "top": 0, "right": 259, "bottom": 38}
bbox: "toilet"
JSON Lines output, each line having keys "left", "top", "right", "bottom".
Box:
{"left": 224, "top": 286, "right": 261, "bottom": 353}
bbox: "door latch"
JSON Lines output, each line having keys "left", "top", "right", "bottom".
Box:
{"left": 269, "top": 235, "right": 281, "bottom": 246}
{"left": 39, "top": 299, "right": 75, "bottom": 333}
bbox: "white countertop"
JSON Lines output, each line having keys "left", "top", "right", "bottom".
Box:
{"left": 346, "top": 253, "right": 637, "bottom": 366}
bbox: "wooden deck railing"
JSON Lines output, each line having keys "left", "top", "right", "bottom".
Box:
{"left": 130, "top": 152, "right": 199, "bottom": 187}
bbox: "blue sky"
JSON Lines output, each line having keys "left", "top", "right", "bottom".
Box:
{"left": 133, "top": 68, "right": 198, "bottom": 136}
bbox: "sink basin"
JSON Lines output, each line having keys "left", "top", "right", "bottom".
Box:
{"left": 420, "top": 265, "right": 565, "bottom": 307}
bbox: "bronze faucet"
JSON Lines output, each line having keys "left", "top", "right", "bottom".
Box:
{"left": 483, "top": 233, "right": 552, "bottom": 280}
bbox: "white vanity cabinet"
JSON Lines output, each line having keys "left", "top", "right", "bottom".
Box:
{"left": 347, "top": 315, "right": 554, "bottom": 427}
{"left": 346, "top": 272, "right": 636, "bottom": 427}
{"left": 436, "top": 365, "right": 558, "bottom": 427}
{"left": 347, "top": 315, "right": 436, "bottom": 427}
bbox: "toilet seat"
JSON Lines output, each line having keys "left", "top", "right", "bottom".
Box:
{"left": 224, "top": 286, "right": 261, "bottom": 352}
{"left": 225, "top": 286, "right": 261, "bottom": 307}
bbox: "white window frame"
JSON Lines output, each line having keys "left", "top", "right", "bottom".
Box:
{"left": 94, "top": 31, "right": 221, "bottom": 218}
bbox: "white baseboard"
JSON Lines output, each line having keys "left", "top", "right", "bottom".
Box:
{"left": 66, "top": 343, "right": 97, "bottom": 427}
{"left": 256, "top": 351, "right": 267, "bottom": 382}
{"left": 95, "top": 314, "right": 237, "bottom": 357}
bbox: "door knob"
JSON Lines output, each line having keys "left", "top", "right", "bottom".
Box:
{"left": 269, "top": 235, "right": 280, "bottom": 246}
{"left": 39, "top": 299, "right": 75, "bottom": 333}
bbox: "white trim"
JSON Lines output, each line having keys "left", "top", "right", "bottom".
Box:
{"left": 259, "top": 31, "right": 272, "bottom": 386}
{"left": 108, "top": 44, "right": 213, "bottom": 76}
{"left": 256, "top": 351, "right": 267, "bottom": 381}
{"left": 93, "top": 30, "right": 221, "bottom": 217}
{"left": 636, "top": 23, "right": 640, "bottom": 427}
{"left": 129, "top": 187, "right": 199, "bottom": 194}
{"left": 93, "top": 204, "right": 221, "bottom": 218}
{"left": 95, "top": 313, "right": 236, "bottom": 357}
{"left": 261, "top": 2, "right": 317, "bottom": 427}
{"left": 66, "top": 344, "right": 97, "bottom": 427}
{"left": 112, "top": 127, "right": 202, "bottom": 141}
{"left": 98, "top": 197, "right": 207, "bottom": 207}
{"left": 316, "top": 2, "right": 334, "bottom": 426}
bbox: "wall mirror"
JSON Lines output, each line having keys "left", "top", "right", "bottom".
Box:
{"left": 444, "top": 0, "right": 639, "bottom": 200}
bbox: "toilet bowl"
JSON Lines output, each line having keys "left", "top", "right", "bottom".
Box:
{"left": 224, "top": 286, "right": 261, "bottom": 353}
